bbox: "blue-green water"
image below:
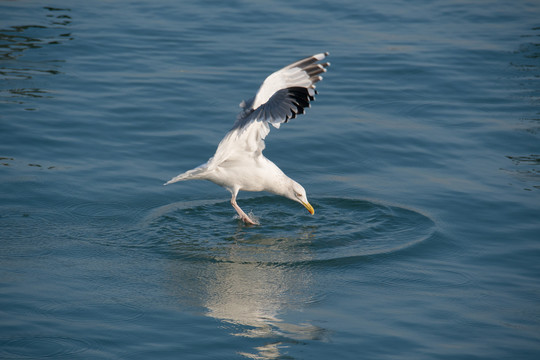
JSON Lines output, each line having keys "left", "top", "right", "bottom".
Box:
{"left": 1, "top": 0, "right": 539, "bottom": 358}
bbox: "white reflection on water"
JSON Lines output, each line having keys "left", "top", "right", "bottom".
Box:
{"left": 166, "top": 229, "right": 327, "bottom": 359}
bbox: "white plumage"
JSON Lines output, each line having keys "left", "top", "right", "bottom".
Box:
{"left": 165, "top": 53, "right": 330, "bottom": 225}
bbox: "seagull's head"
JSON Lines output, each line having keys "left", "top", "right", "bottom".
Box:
{"left": 288, "top": 181, "right": 315, "bottom": 215}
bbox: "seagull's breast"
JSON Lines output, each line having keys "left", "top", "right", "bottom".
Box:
{"left": 207, "top": 156, "right": 284, "bottom": 193}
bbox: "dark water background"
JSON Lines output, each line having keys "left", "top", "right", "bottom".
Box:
{"left": 1, "top": 0, "right": 539, "bottom": 358}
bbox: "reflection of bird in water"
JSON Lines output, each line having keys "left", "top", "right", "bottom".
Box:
{"left": 165, "top": 53, "right": 330, "bottom": 224}
{"left": 163, "top": 225, "right": 327, "bottom": 359}
{"left": 200, "top": 234, "right": 328, "bottom": 359}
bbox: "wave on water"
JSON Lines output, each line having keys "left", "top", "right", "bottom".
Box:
{"left": 139, "top": 196, "right": 437, "bottom": 265}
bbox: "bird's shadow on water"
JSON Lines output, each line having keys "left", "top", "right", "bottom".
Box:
{"left": 135, "top": 196, "right": 437, "bottom": 358}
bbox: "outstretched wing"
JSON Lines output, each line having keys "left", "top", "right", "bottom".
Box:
{"left": 235, "top": 52, "right": 330, "bottom": 130}
{"left": 206, "top": 53, "right": 330, "bottom": 171}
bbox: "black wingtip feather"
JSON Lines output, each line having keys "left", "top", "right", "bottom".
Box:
{"left": 233, "top": 53, "right": 329, "bottom": 130}
{"left": 285, "top": 87, "right": 314, "bottom": 119}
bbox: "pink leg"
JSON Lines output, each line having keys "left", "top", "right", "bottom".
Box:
{"left": 230, "top": 193, "right": 258, "bottom": 225}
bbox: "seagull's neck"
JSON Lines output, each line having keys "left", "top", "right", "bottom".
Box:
{"left": 266, "top": 170, "right": 295, "bottom": 199}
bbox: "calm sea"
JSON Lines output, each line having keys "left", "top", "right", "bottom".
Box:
{"left": 1, "top": 0, "right": 539, "bottom": 359}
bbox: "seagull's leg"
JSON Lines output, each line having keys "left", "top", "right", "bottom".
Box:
{"left": 230, "top": 192, "right": 258, "bottom": 225}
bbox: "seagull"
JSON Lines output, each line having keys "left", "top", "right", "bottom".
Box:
{"left": 165, "top": 52, "right": 330, "bottom": 225}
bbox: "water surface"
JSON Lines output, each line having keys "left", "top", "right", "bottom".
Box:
{"left": 1, "top": 0, "right": 539, "bottom": 359}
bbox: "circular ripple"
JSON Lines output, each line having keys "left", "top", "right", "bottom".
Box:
{"left": 141, "top": 196, "right": 436, "bottom": 265}
{"left": 41, "top": 301, "right": 145, "bottom": 324}
{"left": 60, "top": 201, "right": 148, "bottom": 248}
{"left": 0, "top": 211, "right": 59, "bottom": 258}
{"left": 65, "top": 201, "right": 137, "bottom": 221}
{"left": 375, "top": 263, "right": 473, "bottom": 288}
{"left": 0, "top": 336, "right": 90, "bottom": 358}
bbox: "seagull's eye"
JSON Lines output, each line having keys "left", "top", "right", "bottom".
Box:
{"left": 295, "top": 192, "right": 302, "bottom": 198}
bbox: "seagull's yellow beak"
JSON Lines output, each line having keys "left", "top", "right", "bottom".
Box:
{"left": 302, "top": 201, "right": 315, "bottom": 215}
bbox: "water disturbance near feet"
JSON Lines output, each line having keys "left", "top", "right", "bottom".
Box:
{"left": 142, "top": 197, "right": 436, "bottom": 265}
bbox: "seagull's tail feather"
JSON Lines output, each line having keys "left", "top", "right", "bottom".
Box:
{"left": 164, "top": 164, "right": 208, "bottom": 185}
